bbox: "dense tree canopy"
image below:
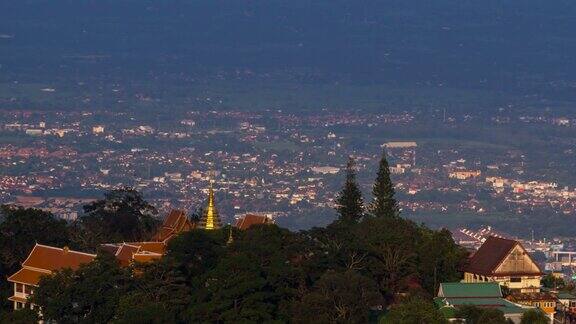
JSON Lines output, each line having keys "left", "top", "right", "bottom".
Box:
{"left": 455, "top": 305, "right": 509, "bottom": 324}
{"left": 520, "top": 309, "right": 549, "bottom": 324}
{"left": 335, "top": 157, "right": 364, "bottom": 224}
{"left": 32, "top": 252, "right": 133, "bottom": 324}
{"left": 0, "top": 206, "right": 73, "bottom": 312}
{"left": 381, "top": 297, "right": 447, "bottom": 324}
{"left": 371, "top": 150, "right": 399, "bottom": 218}
{"left": 4, "top": 158, "right": 468, "bottom": 323}
{"left": 73, "top": 187, "right": 160, "bottom": 250}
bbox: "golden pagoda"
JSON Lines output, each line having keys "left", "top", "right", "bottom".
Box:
{"left": 199, "top": 185, "right": 222, "bottom": 230}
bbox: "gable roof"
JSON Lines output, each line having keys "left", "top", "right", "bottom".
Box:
{"left": 151, "top": 209, "right": 194, "bottom": 242}
{"left": 235, "top": 214, "right": 272, "bottom": 230}
{"left": 434, "top": 296, "right": 527, "bottom": 316}
{"left": 438, "top": 282, "right": 502, "bottom": 298}
{"left": 115, "top": 244, "right": 142, "bottom": 267}
{"left": 464, "top": 236, "right": 541, "bottom": 276}
{"left": 7, "top": 268, "right": 49, "bottom": 286}
{"left": 128, "top": 241, "right": 166, "bottom": 254}
{"left": 22, "top": 244, "right": 96, "bottom": 272}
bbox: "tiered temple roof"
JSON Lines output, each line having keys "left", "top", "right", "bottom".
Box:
{"left": 8, "top": 244, "right": 96, "bottom": 287}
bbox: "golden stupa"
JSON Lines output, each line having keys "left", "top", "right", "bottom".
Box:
{"left": 199, "top": 184, "right": 221, "bottom": 230}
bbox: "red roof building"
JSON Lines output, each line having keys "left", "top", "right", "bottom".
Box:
{"left": 7, "top": 244, "right": 96, "bottom": 310}
{"left": 234, "top": 214, "right": 273, "bottom": 230}
{"left": 463, "top": 236, "right": 543, "bottom": 293}
{"left": 151, "top": 209, "right": 195, "bottom": 242}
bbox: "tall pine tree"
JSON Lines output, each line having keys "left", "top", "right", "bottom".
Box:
{"left": 336, "top": 157, "right": 364, "bottom": 224}
{"left": 370, "top": 150, "right": 399, "bottom": 218}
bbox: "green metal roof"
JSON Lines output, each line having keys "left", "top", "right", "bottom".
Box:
{"left": 438, "top": 282, "right": 502, "bottom": 298}
{"left": 557, "top": 292, "right": 576, "bottom": 300}
{"left": 434, "top": 297, "right": 527, "bottom": 316}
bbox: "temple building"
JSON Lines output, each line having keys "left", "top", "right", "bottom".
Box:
{"left": 7, "top": 244, "right": 96, "bottom": 310}
{"left": 6, "top": 208, "right": 195, "bottom": 311}
{"left": 235, "top": 214, "right": 273, "bottom": 230}
{"left": 463, "top": 236, "right": 543, "bottom": 293}
{"left": 435, "top": 282, "right": 528, "bottom": 323}
{"left": 151, "top": 209, "right": 195, "bottom": 242}
{"left": 7, "top": 184, "right": 229, "bottom": 312}
{"left": 199, "top": 186, "right": 222, "bottom": 230}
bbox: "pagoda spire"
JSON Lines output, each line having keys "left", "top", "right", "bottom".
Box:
{"left": 227, "top": 224, "right": 234, "bottom": 244}
{"left": 200, "top": 180, "right": 222, "bottom": 230}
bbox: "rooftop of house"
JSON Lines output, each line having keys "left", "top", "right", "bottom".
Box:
{"left": 234, "top": 214, "right": 272, "bottom": 230}
{"left": 436, "top": 282, "right": 528, "bottom": 318}
{"left": 434, "top": 297, "right": 527, "bottom": 316}
{"left": 438, "top": 282, "right": 502, "bottom": 298}
{"left": 8, "top": 244, "right": 96, "bottom": 286}
{"left": 463, "top": 236, "right": 542, "bottom": 276}
{"left": 21, "top": 244, "right": 96, "bottom": 272}
{"left": 507, "top": 292, "right": 557, "bottom": 302}
{"left": 151, "top": 209, "right": 195, "bottom": 242}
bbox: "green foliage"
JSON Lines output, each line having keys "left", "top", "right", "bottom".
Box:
{"left": 0, "top": 206, "right": 72, "bottom": 274}
{"left": 0, "top": 308, "right": 39, "bottom": 324}
{"left": 381, "top": 297, "right": 448, "bottom": 324}
{"left": 292, "top": 270, "right": 383, "bottom": 324}
{"left": 115, "top": 261, "right": 190, "bottom": 324}
{"left": 541, "top": 273, "right": 565, "bottom": 289}
{"left": 32, "top": 252, "right": 134, "bottom": 324}
{"left": 477, "top": 308, "right": 508, "bottom": 324}
{"left": 370, "top": 150, "right": 399, "bottom": 218}
{"left": 12, "top": 163, "right": 467, "bottom": 323}
{"left": 521, "top": 309, "right": 549, "bottom": 324}
{"left": 0, "top": 206, "right": 73, "bottom": 311}
{"left": 188, "top": 225, "right": 305, "bottom": 323}
{"left": 455, "top": 305, "right": 508, "bottom": 324}
{"left": 415, "top": 228, "right": 468, "bottom": 294}
{"left": 336, "top": 157, "right": 364, "bottom": 224}
{"left": 73, "top": 187, "right": 160, "bottom": 250}
{"left": 357, "top": 216, "right": 420, "bottom": 296}
{"left": 165, "top": 229, "right": 225, "bottom": 283}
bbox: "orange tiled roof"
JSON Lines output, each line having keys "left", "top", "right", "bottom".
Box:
{"left": 128, "top": 242, "right": 166, "bottom": 254}
{"left": 151, "top": 209, "right": 194, "bottom": 242}
{"left": 100, "top": 243, "right": 122, "bottom": 255}
{"left": 132, "top": 253, "right": 163, "bottom": 263}
{"left": 115, "top": 244, "right": 142, "bottom": 267}
{"left": 7, "top": 268, "right": 49, "bottom": 286}
{"left": 151, "top": 227, "right": 174, "bottom": 242}
{"left": 22, "top": 244, "right": 96, "bottom": 272}
{"left": 235, "top": 214, "right": 272, "bottom": 230}
{"left": 8, "top": 296, "right": 28, "bottom": 303}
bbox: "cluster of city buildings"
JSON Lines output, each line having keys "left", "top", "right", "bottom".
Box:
{"left": 1, "top": 109, "right": 575, "bottom": 227}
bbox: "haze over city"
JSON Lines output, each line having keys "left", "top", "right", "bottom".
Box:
{"left": 1, "top": 1, "right": 576, "bottom": 323}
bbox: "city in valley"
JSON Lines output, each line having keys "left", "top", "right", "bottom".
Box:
{"left": 1, "top": 108, "right": 575, "bottom": 232}
{"left": 3, "top": 1, "right": 576, "bottom": 323}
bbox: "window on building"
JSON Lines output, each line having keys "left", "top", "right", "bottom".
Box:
{"left": 15, "top": 283, "right": 23, "bottom": 293}
{"left": 15, "top": 302, "right": 22, "bottom": 310}
{"left": 510, "top": 277, "right": 522, "bottom": 283}
{"left": 24, "top": 285, "right": 32, "bottom": 294}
